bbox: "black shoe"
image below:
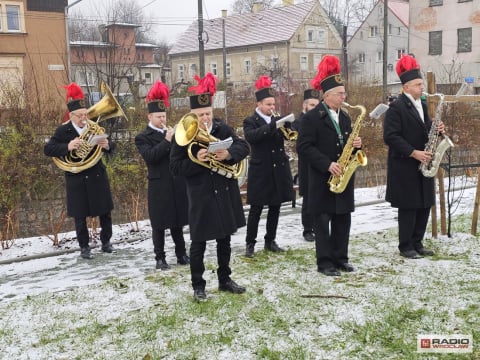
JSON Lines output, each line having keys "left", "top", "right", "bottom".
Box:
{"left": 156, "top": 258, "right": 170, "bottom": 270}
{"left": 400, "top": 250, "right": 423, "bottom": 259}
{"left": 101, "top": 242, "right": 113, "bottom": 253}
{"left": 177, "top": 255, "right": 190, "bottom": 265}
{"left": 80, "top": 247, "right": 93, "bottom": 259}
{"left": 416, "top": 247, "right": 434, "bottom": 256}
{"left": 219, "top": 279, "right": 246, "bottom": 294}
{"left": 193, "top": 288, "right": 207, "bottom": 301}
{"left": 318, "top": 267, "right": 341, "bottom": 276}
{"left": 337, "top": 263, "right": 355, "bottom": 272}
{"left": 245, "top": 243, "right": 255, "bottom": 258}
{"left": 264, "top": 240, "right": 285, "bottom": 252}
{"left": 303, "top": 231, "right": 315, "bottom": 242}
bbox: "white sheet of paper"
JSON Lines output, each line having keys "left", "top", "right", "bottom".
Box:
{"left": 207, "top": 137, "right": 233, "bottom": 152}
{"left": 87, "top": 134, "right": 108, "bottom": 146}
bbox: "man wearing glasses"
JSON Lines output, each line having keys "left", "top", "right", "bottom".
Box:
{"left": 44, "top": 83, "right": 115, "bottom": 259}
{"left": 297, "top": 56, "right": 362, "bottom": 276}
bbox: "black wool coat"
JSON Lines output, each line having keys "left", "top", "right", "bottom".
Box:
{"left": 383, "top": 93, "right": 435, "bottom": 209}
{"left": 292, "top": 112, "right": 308, "bottom": 197}
{"left": 243, "top": 112, "right": 294, "bottom": 206}
{"left": 44, "top": 121, "right": 114, "bottom": 218}
{"left": 135, "top": 126, "right": 188, "bottom": 230}
{"left": 169, "top": 119, "right": 249, "bottom": 242}
{"left": 296, "top": 103, "right": 355, "bottom": 215}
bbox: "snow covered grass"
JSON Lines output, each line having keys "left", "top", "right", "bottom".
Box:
{"left": 0, "top": 214, "right": 479, "bottom": 359}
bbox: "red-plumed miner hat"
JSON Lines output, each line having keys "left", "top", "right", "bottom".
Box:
{"left": 63, "top": 82, "right": 86, "bottom": 112}
{"left": 188, "top": 72, "right": 217, "bottom": 109}
{"left": 396, "top": 54, "right": 422, "bottom": 84}
{"left": 146, "top": 80, "right": 170, "bottom": 113}
{"left": 255, "top": 75, "right": 275, "bottom": 102}
{"left": 311, "top": 55, "right": 345, "bottom": 93}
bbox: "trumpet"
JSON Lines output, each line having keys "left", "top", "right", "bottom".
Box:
{"left": 271, "top": 110, "right": 298, "bottom": 141}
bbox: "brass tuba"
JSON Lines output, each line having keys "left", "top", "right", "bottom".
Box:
{"left": 174, "top": 112, "right": 247, "bottom": 181}
{"left": 52, "top": 81, "right": 128, "bottom": 173}
{"left": 327, "top": 102, "right": 368, "bottom": 194}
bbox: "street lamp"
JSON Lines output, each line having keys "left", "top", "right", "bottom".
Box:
{"left": 65, "top": 0, "right": 83, "bottom": 82}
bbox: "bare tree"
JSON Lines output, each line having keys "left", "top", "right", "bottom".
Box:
{"left": 318, "top": 0, "right": 376, "bottom": 36}
{"left": 232, "top": 0, "right": 275, "bottom": 14}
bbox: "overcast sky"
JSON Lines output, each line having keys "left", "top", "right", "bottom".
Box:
{"left": 69, "top": 0, "right": 237, "bottom": 44}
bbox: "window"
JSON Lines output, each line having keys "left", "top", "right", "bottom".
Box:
{"left": 300, "top": 55, "right": 308, "bottom": 71}
{"left": 189, "top": 63, "right": 196, "bottom": 79}
{"left": 307, "top": 30, "right": 314, "bottom": 42}
{"left": 457, "top": 28, "right": 472, "bottom": 52}
{"left": 272, "top": 56, "right": 279, "bottom": 70}
{"left": 458, "top": 0, "right": 472, "bottom": 2}
{"left": 76, "top": 71, "right": 95, "bottom": 87}
{"left": 0, "top": 3, "right": 24, "bottom": 33}
{"left": 397, "top": 49, "right": 406, "bottom": 59}
{"left": 210, "top": 62, "right": 217, "bottom": 76}
{"left": 369, "top": 26, "right": 378, "bottom": 37}
{"left": 144, "top": 72, "right": 152, "bottom": 85}
{"left": 244, "top": 59, "right": 251, "bottom": 74}
{"left": 317, "top": 29, "right": 327, "bottom": 47}
{"left": 429, "top": 31, "right": 442, "bottom": 55}
{"left": 358, "top": 53, "right": 365, "bottom": 63}
{"left": 376, "top": 51, "right": 383, "bottom": 62}
{"left": 177, "top": 64, "right": 185, "bottom": 81}
{"left": 429, "top": 0, "right": 443, "bottom": 5}
{"left": 226, "top": 61, "right": 231, "bottom": 77}
{"left": 360, "top": 31, "right": 363, "bottom": 40}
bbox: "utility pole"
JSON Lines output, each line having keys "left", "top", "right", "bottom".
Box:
{"left": 383, "top": 0, "right": 389, "bottom": 99}
{"left": 198, "top": 0, "right": 205, "bottom": 77}
{"left": 343, "top": 25, "right": 348, "bottom": 84}
{"left": 65, "top": 0, "right": 83, "bottom": 82}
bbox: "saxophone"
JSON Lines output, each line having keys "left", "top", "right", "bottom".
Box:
{"left": 327, "top": 102, "right": 368, "bottom": 194}
{"left": 419, "top": 93, "right": 454, "bottom": 177}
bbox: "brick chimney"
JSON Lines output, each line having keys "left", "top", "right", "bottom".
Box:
{"left": 253, "top": 1, "right": 265, "bottom": 13}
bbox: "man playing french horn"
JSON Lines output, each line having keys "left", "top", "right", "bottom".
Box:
{"left": 170, "top": 73, "right": 249, "bottom": 302}
{"left": 297, "top": 55, "right": 361, "bottom": 277}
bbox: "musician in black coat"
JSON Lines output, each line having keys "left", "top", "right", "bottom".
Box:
{"left": 44, "top": 83, "right": 115, "bottom": 260}
{"left": 383, "top": 55, "right": 444, "bottom": 259}
{"left": 170, "top": 74, "right": 249, "bottom": 301}
{"left": 296, "top": 56, "right": 362, "bottom": 276}
{"left": 291, "top": 89, "right": 321, "bottom": 242}
{"left": 243, "top": 76, "right": 294, "bottom": 258}
{"left": 135, "top": 81, "right": 189, "bottom": 270}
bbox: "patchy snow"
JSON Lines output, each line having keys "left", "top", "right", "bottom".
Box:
{"left": 0, "top": 179, "right": 478, "bottom": 358}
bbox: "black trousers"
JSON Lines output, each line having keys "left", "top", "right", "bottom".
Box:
{"left": 190, "top": 236, "right": 232, "bottom": 290}
{"left": 74, "top": 213, "right": 112, "bottom": 248}
{"left": 152, "top": 227, "right": 187, "bottom": 261}
{"left": 301, "top": 198, "right": 314, "bottom": 234}
{"left": 312, "top": 213, "right": 351, "bottom": 270}
{"left": 245, "top": 204, "right": 281, "bottom": 244}
{"left": 398, "top": 208, "right": 430, "bottom": 253}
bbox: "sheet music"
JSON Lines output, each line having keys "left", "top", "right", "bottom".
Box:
{"left": 207, "top": 137, "right": 233, "bottom": 152}
{"left": 87, "top": 134, "right": 109, "bottom": 146}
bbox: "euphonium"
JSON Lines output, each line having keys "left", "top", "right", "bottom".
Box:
{"left": 174, "top": 112, "right": 247, "bottom": 181}
{"left": 271, "top": 110, "right": 298, "bottom": 141}
{"left": 419, "top": 93, "right": 454, "bottom": 177}
{"left": 52, "top": 81, "right": 128, "bottom": 173}
{"left": 327, "top": 102, "right": 368, "bottom": 194}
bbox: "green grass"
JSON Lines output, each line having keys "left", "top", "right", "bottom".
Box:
{"left": 0, "top": 214, "right": 479, "bottom": 359}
